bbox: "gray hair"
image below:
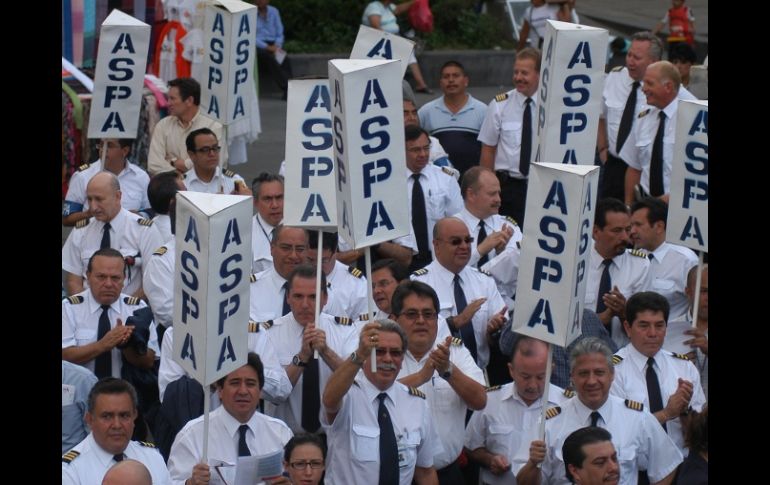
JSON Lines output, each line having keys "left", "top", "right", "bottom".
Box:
{"left": 375, "top": 318, "right": 409, "bottom": 353}
{"left": 631, "top": 31, "right": 664, "bottom": 61}
{"left": 569, "top": 337, "right": 615, "bottom": 372}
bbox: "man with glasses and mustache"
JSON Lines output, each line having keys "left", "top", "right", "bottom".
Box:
{"left": 322, "top": 319, "right": 441, "bottom": 485}
{"left": 411, "top": 217, "right": 507, "bottom": 372}
{"left": 183, "top": 128, "right": 251, "bottom": 195}
{"left": 392, "top": 281, "right": 486, "bottom": 484}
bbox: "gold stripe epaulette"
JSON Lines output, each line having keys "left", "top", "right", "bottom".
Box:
{"left": 77, "top": 163, "right": 91, "bottom": 172}
{"left": 348, "top": 267, "right": 364, "bottom": 278}
{"left": 66, "top": 295, "right": 85, "bottom": 304}
{"left": 451, "top": 337, "right": 463, "bottom": 346}
{"left": 408, "top": 386, "right": 426, "bottom": 399}
{"left": 412, "top": 268, "right": 428, "bottom": 276}
{"left": 123, "top": 296, "right": 141, "bottom": 305}
{"left": 563, "top": 388, "right": 576, "bottom": 398}
{"left": 611, "top": 355, "right": 623, "bottom": 365}
{"left": 545, "top": 406, "right": 562, "bottom": 419}
{"left": 486, "top": 385, "right": 503, "bottom": 392}
{"left": 261, "top": 320, "right": 274, "bottom": 330}
{"left": 625, "top": 399, "right": 644, "bottom": 411}
{"left": 153, "top": 246, "right": 168, "bottom": 256}
{"left": 358, "top": 313, "right": 370, "bottom": 321}
{"left": 137, "top": 218, "right": 154, "bottom": 226}
{"left": 248, "top": 320, "right": 261, "bottom": 333}
{"left": 611, "top": 66, "right": 623, "bottom": 72}
{"left": 334, "top": 316, "right": 353, "bottom": 326}
{"left": 62, "top": 450, "right": 80, "bottom": 463}
{"left": 504, "top": 216, "right": 519, "bottom": 226}
{"left": 628, "top": 248, "right": 646, "bottom": 258}
{"left": 75, "top": 218, "right": 90, "bottom": 229}
{"left": 224, "top": 169, "right": 236, "bottom": 177}
{"left": 495, "top": 92, "right": 509, "bottom": 102}
{"left": 138, "top": 441, "right": 156, "bottom": 448}
{"left": 250, "top": 273, "right": 258, "bottom": 283}
{"left": 638, "top": 108, "right": 651, "bottom": 118}
{"left": 671, "top": 352, "right": 691, "bottom": 361}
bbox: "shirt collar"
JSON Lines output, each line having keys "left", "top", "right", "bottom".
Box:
{"left": 432, "top": 260, "right": 460, "bottom": 284}
{"left": 357, "top": 372, "right": 398, "bottom": 404}
{"left": 88, "top": 432, "right": 124, "bottom": 467}
{"left": 625, "top": 342, "right": 663, "bottom": 372}
{"left": 219, "top": 405, "right": 260, "bottom": 440}
{"left": 186, "top": 165, "right": 223, "bottom": 184}
{"left": 649, "top": 241, "right": 671, "bottom": 261}
{"left": 590, "top": 245, "right": 616, "bottom": 270}
{"left": 573, "top": 394, "right": 615, "bottom": 425}
{"left": 86, "top": 290, "right": 120, "bottom": 315}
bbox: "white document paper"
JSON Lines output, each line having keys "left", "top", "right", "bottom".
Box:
{"left": 663, "top": 319, "right": 695, "bottom": 355}
{"left": 234, "top": 449, "right": 284, "bottom": 484}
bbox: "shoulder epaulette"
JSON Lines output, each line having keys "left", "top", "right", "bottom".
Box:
{"left": 76, "top": 163, "right": 91, "bottom": 172}
{"left": 479, "top": 268, "right": 492, "bottom": 277}
{"left": 348, "top": 266, "right": 364, "bottom": 278}
{"left": 62, "top": 450, "right": 80, "bottom": 464}
{"left": 638, "top": 108, "right": 651, "bottom": 118}
{"left": 137, "top": 218, "right": 154, "bottom": 227}
{"left": 248, "top": 320, "right": 261, "bottom": 333}
{"left": 628, "top": 248, "right": 646, "bottom": 258}
{"left": 516, "top": 240, "right": 521, "bottom": 250}
{"left": 138, "top": 441, "right": 156, "bottom": 448}
{"left": 486, "top": 385, "right": 503, "bottom": 392}
{"left": 504, "top": 216, "right": 519, "bottom": 227}
{"left": 261, "top": 320, "right": 274, "bottom": 330}
{"left": 451, "top": 337, "right": 463, "bottom": 346}
{"left": 625, "top": 399, "right": 644, "bottom": 412}
{"left": 358, "top": 313, "right": 370, "bottom": 321}
{"left": 408, "top": 386, "right": 426, "bottom": 399}
{"left": 224, "top": 169, "right": 237, "bottom": 177}
{"left": 611, "top": 354, "right": 623, "bottom": 365}
{"left": 249, "top": 273, "right": 258, "bottom": 283}
{"left": 66, "top": 295, "right": 85, "bottom": 305}
{"left": 545, "top": 406, "right": 562, "bottom": 420}
{"left": 75, "top": 218, "right": 90, "bottom": 229}
{"left": 123, "top": 296, "right": 141, "bottom": 305}
{"left": 153, "top": 246, "right": 168, "bottom": 256}
{"left": 441, "top": 166, "right": 456, "bottom": 176}
{"left": 412, "top": 268, "right": 428, "bottom": 276}
{"left": 671, "top": 351, "right": 691, "bottom": 361}
{"left": 495, "top": 92, "right": 509, "bottom": 102}
{"left": 611, "top": 66, "right": 623, "bottom": 72}
{"left": 563, "top": 388, "right": 576, "bottom": 398}
{"left": 334, "top": 316, "right": 353, "bottom": 326}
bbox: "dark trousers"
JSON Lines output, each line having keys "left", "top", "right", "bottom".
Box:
{"left": 602, "top": 153, "right": 629, "bottom": 202}
{"left": 436, "top": 458, "right": 465, "bottom": 485}
{"left": 496, "top": 171, "right": 529, "bottom": 227}
{"left": 257, "top": 46, "right": 292, "bottom": 93}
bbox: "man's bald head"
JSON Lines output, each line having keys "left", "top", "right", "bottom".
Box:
{"left": 86, "top": 171, "right": 123, "bottom": 222}
{"left": 101, "top": 459, "right": 152, "bottom": 485}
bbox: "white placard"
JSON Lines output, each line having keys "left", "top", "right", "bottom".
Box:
{"left": 329, "top": 59, "right": 410, "bottom": 249}
{"left": 173, "top": 191, "right": 252, "bottom": 385}
{"left": 87, "top": 9, "right": 150, "bottom": 138}
{"left": 283, "top": 79, "right": 338, "bottom": 228}
{"left": 200, "top": 0, "right": 257, "bottom": 125}
{"left": 512, "top": 162, "right": 600, "bottom": 347}
{"left": 534, "top": 20, "right": 608, "bottom": 165}
{"left": 349, "top": 24, "right": 415, "bottom": 77}
{"left": 667, "top": 100, "right": 708, "bottom": 252}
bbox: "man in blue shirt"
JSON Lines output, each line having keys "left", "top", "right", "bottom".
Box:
{"left": 256, "top": 0, "right": 293, "bottom": 100}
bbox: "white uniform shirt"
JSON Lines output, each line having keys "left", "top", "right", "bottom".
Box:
{"left": 168, "top": 406, "right": 293, "bottom": 485}
{"left": 542, "top": 395, "right": 683, "bottom": 485}
{"left": 249, "top": 266, "right": 289, "bottom": 321}
{"left": 62, "top": 208, "right": 166, "bottom": 296}
{"left": 585, "top": 245, "right": 650, "bottom": 347}
{"left": 263, "top": 312, "right": 359, "bottom": 432}
{"left": 407, "top": 163, "right": 464, "bottom": 258}
{"left": 465, "top": 383, "right": 571, "bottom": 483}
{"left": 642, "top": 242, "right": 698, "bottom": 320}
{"left": 62, "top": 433, "right": 171, "bottom": 485}
{"left": 324, "top": 261, "right": 369, "bottom": 320}
{"left": 602, "top": 67, "right": 647, "bottom": 158}
{"left": 610, "top": 345, "right": 706, "bottom": 453}
{"left": 62, "top": 290, "right": 160, "bottom": 377}
{"left": 322, "top": 373, "right": 441, "bottom": 485}
{"left": 143, "top": 239, "right": 175, "bottom": 329}
{"left": 398, "top": 339, "right": 485, "bottom": 468}
{"left": 62, "top": 159, "right": 151, "bottom": 216}
{"left": 158, "top": 325, "right": 291, "bottom": 404}
{"left": 454, "top": 208, "right": 523, "bottom": 268}
{"left": 477, "top": 89, "right": 538, "bottom": 178}
{"left": 251, "top": 213, "right": 276, "bottom": 274}
{"left": 183, "top": 166, "right": 245, "bottom": 194}
{"left": 152, "top": 214, "right": 173, "bottom": 243}
{"left": 411, "top": 261, "right": 506, "bottom": 368}
{"left": 619, "top": 89, "right": 697, "bottom": 195}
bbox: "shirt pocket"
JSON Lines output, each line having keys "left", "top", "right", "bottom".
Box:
{"left": 488, "top": 424, "right": 516, "bottom": 456}
{"left": 652, "top": 278, "right": 675, "bottom": 293}
{"left": 75, "top": 328, "right": 97, "bottom": 346}
{"left": 617, "top": 447, "right": 638, "bottom": 480}
{"left": 398, "top": 431, "right": 421, "bottom": 469}
{"left": 501, "top": 121, "right": 523, "bottom": 145}
{"left": 427, "top": 187, "right": 448, "bottom": 219}
{"left": 120, "top": 190, "right": 143, "bottom": 211}
{"left": 351, "top": 424, "right": 380, "bottom": 462}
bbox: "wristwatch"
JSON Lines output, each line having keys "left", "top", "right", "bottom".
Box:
{"left": 292, "top": 354, "right": 308, "bottom": 367}
{"left": 349, "top": 351, "right": 364, "bottom": 367}
{"left": 440, "top": 364, "right": 453, "bottom": 380}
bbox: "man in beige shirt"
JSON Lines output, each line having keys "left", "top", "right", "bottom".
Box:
{"left": 147, "top": 77, "right": 228, "bottom": 175}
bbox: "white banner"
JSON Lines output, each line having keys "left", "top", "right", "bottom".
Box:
{"left": 667, "top": 100, "right": 708, "bottom": 252}
{"left": 283, "top": 79, "right": 338, "bottom": 228}
{"left": 173, "top": 192, "right": 252, "bottom": 385}
{"left": 512, "top": 163, "right": 600, "bottom": 347}
{"left": 200, "top": 0, "right": 257, "bottom": 125}
{"left": 87, "top": 10, "right": 150, "bottom": 138}
{"left": 329, "top": 59, "right": 410, "bottom": 249}
{"left": 534, "top": 20, "right": 608, "bottom": 165}
{"left": 350, "top": 25, "right": 415, "bottom": 77}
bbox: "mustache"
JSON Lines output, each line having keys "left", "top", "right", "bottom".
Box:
{"left": 377, "top": 363, "right": 398, "bottom": 371}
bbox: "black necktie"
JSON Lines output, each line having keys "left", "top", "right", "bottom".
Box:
{"left": 477, "top": 220, "right": 489, "bottom": 268}
{"left": 648, "top": 253, "right": 655, "bottom": 261}
{"left": 100, "top": 222, "right": 112, "bottom": 249}
{"left": 520, "top": 97, "right": 533, "bottom": 176}
{"left": 595, "top": 259, "right": 613, "bottom": 315}
{"left": 95, "top": 304, "right": 112, "bottom": 379}
{"left": 646, "top": 357, "right": 667, "bottom": 431}
{"left": 411, "top": 173, "right": 431, "bottom": 260}
{"left": 238, "top": 424, "right": 251, "bottom": 456}
{"left": 377, "top": 393, "right": 399, "bottom": 485}
{"left": 649, "top": 112, "right": 666, "bottom": 197}
{"left": 281, "top": 282, "right": 291, "bottom": 316}
{"left": 590, "top": 411, "right": 601, "bottom": 427}
{"left": 113, "top": 453, "right": 125, "bottom": 462}
{"left": 454, "top": 274, "right": 477, "bottom": 362}
{"left": 616, "top": 81, "right": 640, "bottom": 153}
{"left": 301, "top": 357, "right": 321, "bottom": 432}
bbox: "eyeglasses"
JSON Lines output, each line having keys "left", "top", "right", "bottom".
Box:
{"left": 277, "top": 243, "right": 307, "bottom": 254}
{"left": 193, "top": 145, "right": 221, "bottom": 154}
{"left": 289, "top": 460, "right": 324, "bottom": 470}
{"left": 438, "top": 236, "right": 474, "bottom": 246}
{"left": 375, "top": 348, "right": 404, "bottom": 358}
{"left": 407, "top": 144, "right": 431, "bottom": 155}
{"left": 399, "top": 310, "right": 438, "bottom": 321}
